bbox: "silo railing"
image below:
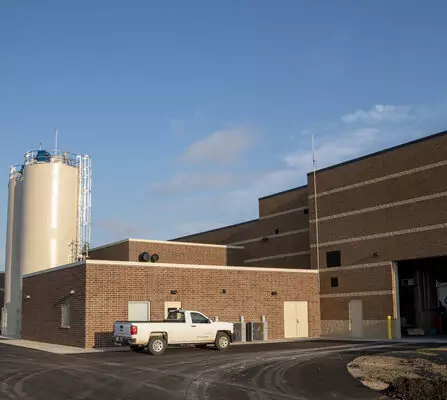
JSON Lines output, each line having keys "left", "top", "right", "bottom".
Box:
{"left": 24, "top": 150, "right": 79, "bottom": 168}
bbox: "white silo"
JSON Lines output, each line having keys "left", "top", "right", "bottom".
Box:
{"left": 2, "top": 147, "right": 91, "bottom": 337}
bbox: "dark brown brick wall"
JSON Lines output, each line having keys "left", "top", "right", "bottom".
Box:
{"left": 243, "top": 232, "right": 309, "bottom": 260}
{"left": 312, "top": 224, "right": 447, "bottom": 268}
{"left": 85, "top": 263, "right": 320, "bottom": 348}
{"left": 88, "top": 241, "right": 129, "bottom": 261}
{"left": 129, "top": 241, "right": 244, "bottom": 266}
{"left": 307, "top": 132, "right": 447, "bottom": 272}
{"left": 308, "top": 132, "right": 447, "bottom": 194}
{"left": 21, "top": 265, "right": 86, "bottom": 347}
{"left": 320, "top": 294, "right": 393, "bottom": 320}
{"left": 247, "top": 254, "right": 311, "bottom": 269}
{"left": 313, "top": 196, "right": 447, "bottom": 244}
{"left": 173, "top": 220, "right": 259, "bottom": 245}
{"left": 314, "top": 164, "right": 447, "bottom": 218}
{"left": 319, "top": 264, "right": 392, "bottom": 295}
{"left": 258, "top": 186, "right": 308, "bottom": 218}
{"left": 173, "top": 189, "right": 309, "bottom": 247}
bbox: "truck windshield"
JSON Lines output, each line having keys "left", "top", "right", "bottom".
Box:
{"left": 166, "top": 311, "right": 185, "bottom": 322}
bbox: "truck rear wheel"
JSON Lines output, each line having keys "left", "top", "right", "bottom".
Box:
{"left": 215, "top": 332, "right": 230, "bottom": 351}
{"left": 148, "top": 336, "right": 166, "bottom": 356}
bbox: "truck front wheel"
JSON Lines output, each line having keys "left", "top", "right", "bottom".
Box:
{"left": 215, "top": 332, "right": 230, "bottom": 351}
{"left": 148, "top": 336, "right": 167, "bottom": 356}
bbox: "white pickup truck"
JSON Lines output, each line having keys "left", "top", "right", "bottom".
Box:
{"left": 113, "top": 309, "right": 234, "bottom": 355}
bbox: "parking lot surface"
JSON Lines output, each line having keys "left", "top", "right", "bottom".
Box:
{"left": 0, "top": 339, "right": 395, "bottom": 399}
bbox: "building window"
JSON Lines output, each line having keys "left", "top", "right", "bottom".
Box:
{"left": 274, "top": 228, "right": 279, "bottom": 234}
{"left": 61, "top": 302, "right": 70, "bottom": 328}
{"left": 331, "top": 277, "right": 339, "bottom": 287}
{"left": 326, "top": 250, "right": 341, "bottom": 268}
{"left": 303, "top": 208, "right": 309, "bottom": 214}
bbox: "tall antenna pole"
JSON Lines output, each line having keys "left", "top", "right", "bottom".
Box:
{"left": 312, "top": 135, "right": 321, "bottom": 284}
{"left": 55, "top": 127, "right": 59, "bottom": 154}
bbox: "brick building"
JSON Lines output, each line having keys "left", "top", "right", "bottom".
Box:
{"left": 174, "top": 130, "right": 447, "bottom": 338}
{"left": 19, "top": 130, "right": 447, "bottom": 348}
{"left": 21, "top": 241, "right": 319, "bottom": 348}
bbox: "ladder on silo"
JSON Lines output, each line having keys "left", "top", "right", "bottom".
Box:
{"left": 75, "top": 155, "right": 92, "bottom": 261}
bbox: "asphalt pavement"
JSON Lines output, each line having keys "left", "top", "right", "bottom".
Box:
{"left": 0, "top": 339, "right": 399, "bottom": 400}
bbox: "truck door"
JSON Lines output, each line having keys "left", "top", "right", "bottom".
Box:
{"left": 190, "top": 312, "right": 214, "bottom": 342}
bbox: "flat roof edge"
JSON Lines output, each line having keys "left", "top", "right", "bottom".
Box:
{"left": 258, "top": 184, "right": 308, "bottom": 201}
{"left": 87, "top": 239, "right": 130, "bottom": 253}
{"left": 128, "top": 238, "right": 244, "bottom": 249}
{"left": 308, "top": 130, "right": 447, "bottom": 175}
{"left": 22, "top": 261, "right": 85, "bottom": 278}
{"left": 88, "top": 238, "right": 244, "bottom": 252}
{"left": 169, "top": 219, "right": 259, "bottom": 241}
{"left": 86, "top": 259, "right": 318, "bottom": 273}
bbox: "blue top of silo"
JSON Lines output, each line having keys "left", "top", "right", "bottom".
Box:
{"left": 35, "top": 149, "right": 51, "bottom": 162}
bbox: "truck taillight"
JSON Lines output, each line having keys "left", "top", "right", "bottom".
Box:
{"left": 130, "top": 325, "right": 137, "bottom": 335}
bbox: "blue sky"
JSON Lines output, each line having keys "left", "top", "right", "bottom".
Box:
{"left": 1, "top": 0, "right": 447, "bottom": 269}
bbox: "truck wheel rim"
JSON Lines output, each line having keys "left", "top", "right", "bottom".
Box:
{"left": 219, "top": 336, "right": 228, "bottom": 347}
{"left": 153, "top": 340, "right": 163, "bottom": 352}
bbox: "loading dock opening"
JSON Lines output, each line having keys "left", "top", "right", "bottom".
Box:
{"left": 397, "top": 255, "right": 447, "bottom": 337}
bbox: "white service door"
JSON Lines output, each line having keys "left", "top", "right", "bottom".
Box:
{"left": 349, "top": 299, "right": 363, "bottom": 337}
{"left": 128, "top": 301, "right": 150, "bottom": 321}
{"left": 284, "top": 301, "right": 309, "bottom": 338}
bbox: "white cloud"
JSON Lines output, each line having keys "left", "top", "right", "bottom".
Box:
{"left": 283, "top": 128, "right": 379, "bottom": 171}
{"left": 143, "top": 103, "right": 447, "bottom": 240}
{"left": 182, "top": 127, "right": 253, "bottom": 164}
{"left": 341, "top": 104, "right": 412, "bottom": 124}
{"left": 150, "top": 172, "right": 253, "bottom": 196}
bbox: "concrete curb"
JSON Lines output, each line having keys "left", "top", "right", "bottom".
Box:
{"left": 2, "top": 336, "right": 446, "bottom": 355}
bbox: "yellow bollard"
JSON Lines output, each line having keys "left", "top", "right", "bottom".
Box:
{"left": 387, "top": 315, "right": 392, "bottom": 339}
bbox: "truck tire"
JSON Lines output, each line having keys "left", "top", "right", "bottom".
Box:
{"left": 215, "top": 332, "right": 230, "bottom": 351}
{"left": 148, "top": 336, "right": 167, "bottom": 356}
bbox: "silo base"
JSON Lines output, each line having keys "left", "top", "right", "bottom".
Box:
{"left": 1, "top": 304, "right": 21, "bottom": 338}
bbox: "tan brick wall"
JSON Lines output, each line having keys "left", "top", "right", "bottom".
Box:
{"left": 89, "top": 240, "right": 244, "bottom": 266}
{"left": 85, "top": 263, "right": 320, "bottom": 348}
{"left": 88, "top": 241, "right": 129, "bottom": 261}
{"left": 129, "top": 241, "right": 244, "bottom": 266}
{"left": 258, "top": 186, "right": 308, "bottom": 217}
{"left": 21, "top": 265, "right": 86, "bottom": 347}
